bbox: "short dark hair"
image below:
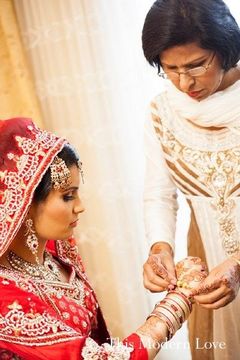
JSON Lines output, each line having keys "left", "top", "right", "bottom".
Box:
{"left": 33, "top": 144, "right": 80, "bottom": 203}
{"left": 142, "top": 0, "right": 240, "bottom": 72}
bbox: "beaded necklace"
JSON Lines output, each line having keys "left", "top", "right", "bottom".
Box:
{"left": 7, "top": 250, "right": 62, "bottom": 282}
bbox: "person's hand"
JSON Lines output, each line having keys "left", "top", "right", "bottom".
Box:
{"left": 191, "top": 258, "right": 240, "bottom": 309}
{"left": 143, "top": 242, "right": 177, "bottom": 292}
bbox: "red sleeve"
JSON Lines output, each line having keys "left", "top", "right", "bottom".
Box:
{"left": 123, "top": 333, "right": 148, "bottom": 359}
{"left": 0, "top": 339, "right": 84, "bottom": 360}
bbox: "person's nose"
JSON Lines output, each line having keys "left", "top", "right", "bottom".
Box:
{"left": 178, "top": 73, "right": 195, "bottom": 92}
{"left": 74, "top": 197, "right": 85, "bottom": 214}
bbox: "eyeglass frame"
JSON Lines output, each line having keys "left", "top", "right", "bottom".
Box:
{"left": 158, "top": 52, "right": 216, "bottom": 80}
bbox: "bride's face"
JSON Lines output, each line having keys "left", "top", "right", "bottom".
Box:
{"left": 29, "top": 165, "right": 84, "bottom": 241}
{"left": 160, "top": 42, "right": 225, "bottom": 101}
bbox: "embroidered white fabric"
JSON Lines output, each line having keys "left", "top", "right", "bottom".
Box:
{"left": 143, "top": 89, "right": 240, "bottom": 359}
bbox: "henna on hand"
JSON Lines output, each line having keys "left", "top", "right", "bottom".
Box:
{"left": 191, "top": 258, "right": 240, "bottom": 308}
{"left": 174, "top": 256, "right": 208, "bottom": 298}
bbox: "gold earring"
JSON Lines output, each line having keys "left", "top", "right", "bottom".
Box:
{"left": 25, "top": 219, "right": 39, "bottom": 263}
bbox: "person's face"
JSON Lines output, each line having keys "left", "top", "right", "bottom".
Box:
{"left": 29, "top": 165, "right": 84, "bottom": 241}
{"left": 160, "top": 42, "right": 224, "bottom": 101}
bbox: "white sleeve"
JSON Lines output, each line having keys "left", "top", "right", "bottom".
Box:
{"left": 144, "top": 114, "right": 178, "bottom": 252}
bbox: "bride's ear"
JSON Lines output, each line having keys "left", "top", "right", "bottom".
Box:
{"left": 26, "top": 204, "right": 36, "bottom": 220}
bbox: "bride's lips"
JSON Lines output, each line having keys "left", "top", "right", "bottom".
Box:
{"left": 187, "top": 90, "right": 203, "bottom": 98}
{"left": 70, "top": 219, "right": 79, "bottom": 227}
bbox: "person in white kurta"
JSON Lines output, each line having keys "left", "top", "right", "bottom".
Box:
{"left": 144, "top": 81, "right": 240, "bottom": 360}
{"left": 142, "top": 1, "right": 240, "bottom": 359}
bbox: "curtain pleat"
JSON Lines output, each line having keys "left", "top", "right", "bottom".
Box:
{"left": 0, "top": 0, "right": 43, "bottom": 126}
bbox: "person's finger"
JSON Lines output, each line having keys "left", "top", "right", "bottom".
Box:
{"left": 162, "top": 256, "right": 177, "bottom": 283}
{"left": 153, "top": 263, "right": 169, "bottom": 279}
{"left": 143, "top": 272, "right": 169, "bottom": 289}
{"left": 146, "top": 254, "right": 175, "bottom": 284}
{"left": 144, "top": 282, "right": 168, "bottom": 293}
{"left": 152, "top": 251, "right": 177, "bottom": 283}
{"left": 199, "top": 294, "right": 233, "bottom": 309}
{"left": 194, "top": 285, "right": 228, "bottom": 304}
{"left": 190, "top": 277, "right": 221, "bottom": 297}
{"left": 168, "top": 284, "right": 176, "bottom": 291}
{"left": 143, "top": 264, "right": 170, "bottom": 289}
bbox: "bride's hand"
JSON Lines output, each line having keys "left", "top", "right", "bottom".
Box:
{"left": 175, "top": 256, "right": 208, "bottom": 297}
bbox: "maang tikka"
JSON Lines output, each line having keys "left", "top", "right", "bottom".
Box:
{"left": 25, "top": 218, "right": 39, "bottom": 264}
{"left": 50, "top": 156, "right": 71, "bottom": 190}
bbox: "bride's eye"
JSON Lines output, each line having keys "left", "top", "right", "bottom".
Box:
{"left": 63, "top": 193, "right": 75, "bottom": 201}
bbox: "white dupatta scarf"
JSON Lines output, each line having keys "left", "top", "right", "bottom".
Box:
{"left": 166, "top": 79, "right": 240, "bottom": 133}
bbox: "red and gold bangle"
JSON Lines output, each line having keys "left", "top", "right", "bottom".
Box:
{"left": 147, "top": 288, "right": 193, "bottom": 342}
{"left": 159, "top": 292, "right": 190, "bottom": 322}
{"left": 153, "top": 305, "right": 181, "bottom": 330}
{"left": 149, "top": 291, "right": 192, "bottom": 339}
{"left": 160, "top": 298, "right": 184, "bottom": 323}
{"left": 168, "top": 290, "right": 192, "bottom": 312}
{"left": 165, "top": 294, "right": 190, "bottom": 320}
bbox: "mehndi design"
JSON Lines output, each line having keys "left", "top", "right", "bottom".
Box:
{"left": 175, "top": 256, "right": 208, "bottom": 291}
{"left": 148, "top": 256, "right": 208, "bottom": 340}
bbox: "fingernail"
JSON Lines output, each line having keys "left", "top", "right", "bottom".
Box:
{"left": 171, "top": 279, "right": 177, "bottom": 285}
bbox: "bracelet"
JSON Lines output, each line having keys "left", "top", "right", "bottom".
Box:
{"left": 154, "top": 304, "right": 182, "bottom": 329}
{"left": 168, "top": 290, "right": 192, "bottom": 312}
{"left": 166, "top": 291, "right": 192, "bottom": 318}
{"left": 147, "top": 290, "right": 192, "bottom": 341}
{"left": 160, "top": 298, "right": 184, "bottom": 323}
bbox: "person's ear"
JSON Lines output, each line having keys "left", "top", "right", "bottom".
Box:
{"left": 27, "top": 203, "right": 36, "bottom": 219}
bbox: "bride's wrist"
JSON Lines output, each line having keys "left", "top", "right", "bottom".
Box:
{"left": 136, "top": 317, "right": 168, "bottom": 355}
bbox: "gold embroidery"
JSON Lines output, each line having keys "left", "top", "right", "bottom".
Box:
{"left": 153, "top": 117, "right": 240, "bottom": 255}
{"left": 0, "top": 301, "right": 80, "bottom": 346}
{"left": 7, "top": 300, "right": 23, "bottom": 310}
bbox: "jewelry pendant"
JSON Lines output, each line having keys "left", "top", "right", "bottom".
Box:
{"left": 7, "top": 251, "right": 62, "bottom": 282}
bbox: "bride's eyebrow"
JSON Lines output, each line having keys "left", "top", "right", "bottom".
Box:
{"left": 61, "top": 186, "right": 79, "bottom": 193}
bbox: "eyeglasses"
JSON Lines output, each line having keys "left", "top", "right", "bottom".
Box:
{"left": 158, "top": 52, "right": 216, "bottom": 80}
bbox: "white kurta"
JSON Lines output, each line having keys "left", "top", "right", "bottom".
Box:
{"left": 144, "top": 90, "right": 240, "bottom": 360}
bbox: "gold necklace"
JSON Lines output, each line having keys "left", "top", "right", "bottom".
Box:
{"left": 7, "top": 250, "right": 62, "bottom": 282}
